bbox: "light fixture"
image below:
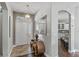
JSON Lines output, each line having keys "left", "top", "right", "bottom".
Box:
{"left": 25, "top": 4, "right": 32, "bottom": 19}
{"left": 25, "top": 14, "right": 31, "bottom": 18}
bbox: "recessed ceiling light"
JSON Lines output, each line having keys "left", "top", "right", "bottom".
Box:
{"left": 25, "top": 14, "right": 30, "bottom": 18}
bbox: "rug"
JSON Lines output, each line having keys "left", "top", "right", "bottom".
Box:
{"left": 10, "top": 44, "right": 32, "bottom": 57}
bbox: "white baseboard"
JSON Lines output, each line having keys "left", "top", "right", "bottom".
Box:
{"left": 74, "top": 49, "right": 79, "bottom": 52}
{"left": 9, "top": 46, "right": 14, "bottom": 57}
{"left": 13, "top": 43, "right": 29, "bottom": 47}
{"left": 44, "top": 53, "right": 58, "bottom": 57}
{"left": 68, "top": 49, "right": 79, "bottom": 53}
{"left": 68, "top": 49, "right": 75, "bottom": 53}
{"left": 56, "top": 54, "right": 58, "bottom": 57}
{"left": 44, "top": 53, "right": 50, "bottom": 57}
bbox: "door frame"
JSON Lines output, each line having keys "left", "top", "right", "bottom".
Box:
{"left": 58, "top": 10, "right": 72, "bottom": 55}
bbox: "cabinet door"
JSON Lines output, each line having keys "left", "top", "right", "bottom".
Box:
{"left": 64, "top": 24, "right": 69, "bottom": 30}
{"left": 62, "top": 24, "right": 64, "bottom": 29}
{"left": 59, "top": 24, "right": 64, "bottom": 29}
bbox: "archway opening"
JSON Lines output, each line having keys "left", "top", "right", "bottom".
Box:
{"left": 58, "top": 10, "right": 71, "bottom": 56}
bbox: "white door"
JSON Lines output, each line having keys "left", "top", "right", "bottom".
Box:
{"left": 15, "top": 16, "right": 33, "bottom": 45}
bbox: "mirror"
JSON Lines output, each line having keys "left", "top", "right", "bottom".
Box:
{"left": 35, "top": 15, "right": 47, "bottom": 35}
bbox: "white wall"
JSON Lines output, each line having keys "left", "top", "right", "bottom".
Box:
{"left": 2, "top": 3, "right": 13, "bottom": 56}
{"left": 45, "top": 6, "right": 52, "bottom": 56}
{"left": 74, "top": 5, "right": 79, "bottom": 51}
{"left": 35, "top": 3, "right": 52, "bottom": 57}
{"left": 51, "top": 3, "right": 58, "bottom": 56}
{"left": 51, "top": 2, "right": 76, "bottom": 56}
{"left": 35, "top": 3, "right": 76, "bottom": 56}
{"left": 6, "top": 3, "right": 13, "bottom": 56}
{"left": 53, "top": 2, "right": 79, "bottom": 54}
{"left": 34, "top": 2, "right": 75, "bottom": 57}
{"left": 0, "top": 12, "right": 2, "bottom": 56}
{"left": 2, "top": 9, "right": 8, "bottom": 57}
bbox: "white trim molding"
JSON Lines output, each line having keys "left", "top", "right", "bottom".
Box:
{"left": 44, "top": 53, "right": 58, "bottom": 57}
{"left": 44, "top": 53, "right": 50, "bottom": 57}
{"left": 13, "top": 43, "right": 29, "bottom": 47}
{"left": 68, "top": 49, "right": 75, "bottom": 53}
{"left": 68, "top": 49, "right": 79, "bottom": 53}
{"left": 74, "top": 49, "right": 79, "bottom": 52}
{"left": 8, "top": 46, "right": 13, "bottom": 57}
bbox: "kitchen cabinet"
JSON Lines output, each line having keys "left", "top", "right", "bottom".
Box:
{"left": 58, "top": 23, "right": 69, "bottom": 30}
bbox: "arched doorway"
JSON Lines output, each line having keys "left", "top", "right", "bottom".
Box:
{"left": 58, "top": 10, "right": 71, "bottom": 56}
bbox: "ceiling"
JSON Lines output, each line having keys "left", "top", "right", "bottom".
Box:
{"left": 7, "top": 2, "right": 50, "bottom": 14}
